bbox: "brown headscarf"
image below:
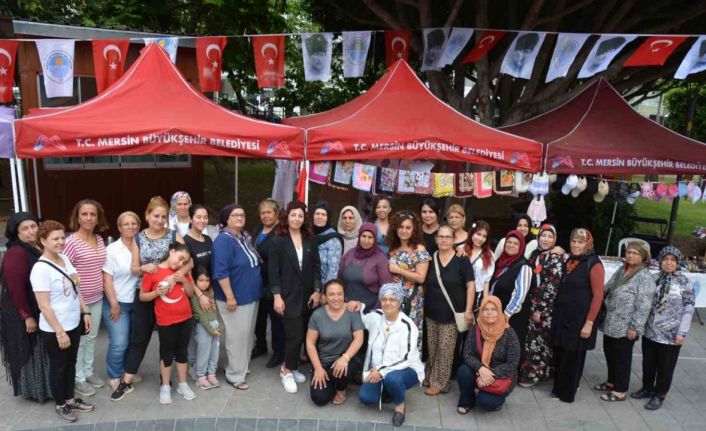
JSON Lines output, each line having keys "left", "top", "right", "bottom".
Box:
{"left": 476, "top": 295, "right": 510, "bottom": 367}
{"left": 566, "top": 228, "right": 595, "bottom": 274}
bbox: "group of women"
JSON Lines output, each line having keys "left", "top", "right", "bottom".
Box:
{"left": 0, "top": 193, "right": 696, "bottom": 426}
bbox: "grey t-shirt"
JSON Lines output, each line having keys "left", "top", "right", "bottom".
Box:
{"left": 308, "top": 306, "right": 365, "bottom": 365}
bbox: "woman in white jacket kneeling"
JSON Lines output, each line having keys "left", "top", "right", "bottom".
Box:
{"left": 357, "top": 282, "right": 424, "bottom": 427}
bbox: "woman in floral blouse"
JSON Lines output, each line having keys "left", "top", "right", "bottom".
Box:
{"left": 519, "top": 224, "right": 563, "bottom": 387}
{"left": 387, "top": 211, "right": 430, "bottom": 351}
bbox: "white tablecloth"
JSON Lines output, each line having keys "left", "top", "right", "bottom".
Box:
{"left": 601, "top": 260, "right": 706, "bottom": 308}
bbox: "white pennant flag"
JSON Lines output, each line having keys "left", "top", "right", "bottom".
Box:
{"left": 500, "top": 32, "right": 546, "bottom": 79}
{"left": 578, "top": 34, "right": 636, "bottom": 79}
{"left": 422, "top": 28, "right": 450, "bottom": 71}
{"left": 437, "top": 28, "right": 474, "bottom": 68}
{"left": 302, "top": 33, "right": 333, "bottom": 82}
{"left": 342, "top": 31, "right": 371, "bottom": 78}
{"left": 36, "top": 39, "right": 75, "bottom": 98}
{"left": 675, "top": 36, "right": 706, "bottom": 79}
{"left": 545, "top": 33, "right": 590, "bottom": 82}
{"left": 144, "top": 37, "right": 179, "bottom": 63}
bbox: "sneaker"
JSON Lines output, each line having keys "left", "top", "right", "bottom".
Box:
{"left": 110, "top": 381, "right": 134, "bottom": 402}
{"left": 109, "top": 378, "right": 120, "bottom": 391}
{"left": 55, "top": 404, "right": 78, "bottom": 423}
{"left": 67, "top": 398, "right": 95, "bottom": 412}
{"left": 196, "top": 377, "right": 213, "bottom": 390}
{"left": 280, "top": 371, "right": 298, "bottom": 394}
{"left": 292, "top": 370, "right": 307, "bottom": 383}
{"left": 159, "top": 385, "right": 172, "bottom": 405}
{"left": 74, "top": 381, "right": 96, "bottom": 397}
{"left": 207, "top": 374, "right": 220, "bottom": 388}
{"left": 177, "top": 382, "right": 196, "bottom": 400}
{"left": 86, "top": 374, "right": 105, "bottom": 388}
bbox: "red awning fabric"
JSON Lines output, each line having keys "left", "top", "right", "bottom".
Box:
{"left": 284, "top": 60, "right": 542, "bottom": 171}
{"left": 502, "top": 78, "right": 706, "bottom": 175}
{"left": 14, "top": 43, "right": 304, "bottom": 160}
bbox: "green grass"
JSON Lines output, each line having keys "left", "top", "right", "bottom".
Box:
{"left": 634, "top": 198, "right": 706, "bottom": 236}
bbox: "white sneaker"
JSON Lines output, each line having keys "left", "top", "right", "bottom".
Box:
{"left": 292, "top": 370, "right": 307, "bottom": 383}
{"left": 280, "top": 372, "right": 298, "bottom": 393}
{"left": 159, "top": 385, "right": 172, "bottom": 405}
{"left": 177, "top": 382, "right": 196, "bottom": 400}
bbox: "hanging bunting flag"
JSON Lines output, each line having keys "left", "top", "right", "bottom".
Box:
{"left": 342, "top": 31, "right": 371, "bottom": 78}
{"left": 144, "top": 37, "right": 179, "bottom": 63}
{"left": 422, "top": 28, "right": 450, "bottom": 71}
{"left": 500, "top": 32, "right": 546, "bottom": 79}
{"left": 545, "top": 33, "right": 590, "bottom": 82}
{"left": 461, "top": 30, "right": 506, "bottom": 63}
{"left": 0, "top": 40, "right": 18, "bottom": 103}
{"left": 91, "top": 39, "right": 129, "bottom": 94}
{"left": 675, "top": 36, "right": 706, "bottom": 79}
{"left": 196, "top": 36, "right": 227, "bottom": 93}
{"left": 36, "top": 39, "right": 75, "bottom": 98}
{"left": 253, "top": 35, "right": 286, "bottom": 88}
{"left": 437, "top": 27, "right": 474, "bottom": 67}
{"left": 578, "top": 34, "right": 637, "bottom": 79}
{"left": 624, "top": 36, "right": 688, "bottom": 67}
{"left": 302, "top": 33, "right": 333, "bottom": 82}
{"left": 385, "top": 29, "right": 411, "bottom": 67}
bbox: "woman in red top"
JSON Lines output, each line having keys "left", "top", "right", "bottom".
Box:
{"left": 140, "top": 242, "right": 196, "bottom": 405}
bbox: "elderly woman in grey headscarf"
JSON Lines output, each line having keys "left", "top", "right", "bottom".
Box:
{"left": 631, "top": 246, "right": 695, "bottom": 411}
{"left": 337, "top": 206, "right": 363, "bottom": 255}
{"left": 597, "top": 240, "right": 655, "bottom": 402}
{"left": 168, "top": 191, "right": 193, "bottom": 237}
{"left": 357, "top": 283, "right": 424, "bottom": 427}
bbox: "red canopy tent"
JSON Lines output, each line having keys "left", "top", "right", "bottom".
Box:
{"left": 284, "top": 60, "right": 543, "bottom": 172}
{"left": 14, "top": 43, "right": 304, "bottom": 160}
{"left": 502, "top": 78, "right": 706, "bottom": 175}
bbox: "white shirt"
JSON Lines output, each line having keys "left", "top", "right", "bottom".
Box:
{"left": 30, "top": 255, "right": 81, "bottom": 333}
{"left": 103, "top": 240, "right": 139, "bottom": 303}
{"left": 471, "top": 254, "right": 495, "bottom": 293}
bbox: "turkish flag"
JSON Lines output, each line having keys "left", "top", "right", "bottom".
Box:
{"left": 461, "top": 30, "right": 506, "bottom": 63}
{"left": 92, "top": 39, "right": 129, "bottom": 94}
{"left": 296, "top": 163, "right": 308, "bottom": 203}
{"left": 196, "top": 37, "right": 227, "bottom": 92}
{"left": 253, "top": 36, "right": 286, "bottom": 88}
{"left": 385, "top": 30, "right": 412, "bottom": 67}
{"left": 0, "top": 41, "right": 19, "bottom": 103}
{"left": 623, "top": 36, "right": 688, "bottom": 67}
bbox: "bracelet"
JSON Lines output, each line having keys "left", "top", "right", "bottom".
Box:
{"left": 81, "top": 312, "right": 91, "bottom": 317}
{"left": 342, "top": 353, "right": 351, "bottom": 361}
{"left": 56, "top": 332, "right": 66, "bottom": 338}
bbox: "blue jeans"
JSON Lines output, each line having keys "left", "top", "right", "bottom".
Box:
{"left": 456, "top": 363, "right": 507, "bottom": 411}
{"left": 102, "top": 301, "right": 134, "bottom": 379}
{"left": 359, "top": 368, "right": 418, "bottom": 406}
{"left": 194, "top": 321, "right": 220, "bottom": 377}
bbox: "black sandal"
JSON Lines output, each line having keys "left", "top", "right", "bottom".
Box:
{"left": 600, "top": 392, "right": 627, "bottom": 402}
{"left": 594, "top": 382, "right": 613, "bottom": 391}
{"left": 457, "top": 406, "right": 471, "bottom": 415}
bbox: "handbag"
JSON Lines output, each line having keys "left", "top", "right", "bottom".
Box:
{"left": 433, "top": 252, "right": 469, "bottom": 333}
{"left": 473, "top": 325, "right": 512, "bottom": 395}
{"left": 37, "top": 260, "right": 88, "bottom": 335}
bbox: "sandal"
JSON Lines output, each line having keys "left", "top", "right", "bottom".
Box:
{"left": 232, "top": 382, "right": 250, "bottom": 391}
{"left": 332, "top": 390, "right": 347, "bottom": 405}
{"left": 594, "top": 382, "right": 614, "bottom": 391}
{"left": 600, "top": 392, "right": 626, "bottom": 402}
{"left": 457, "top": 406, "right": 471, "bottom": 415}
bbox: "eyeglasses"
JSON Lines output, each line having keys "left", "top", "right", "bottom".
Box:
{"left": 231, "top": 213, "right": 246, "bottom": 219}
{"left": 398, "top": 211, "right": 416, "bottom": 220}
{"left": 625, "top": 250, "right": 641, "bottom": 256}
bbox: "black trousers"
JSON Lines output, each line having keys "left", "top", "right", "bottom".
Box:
{"left": 123, "top": 290, "right": 156, "bottom": 375}
{"left": 552, "top": 346, "right": 587, "bottom": 403}
{"left": 642, "top": 337, "right": 681, "bottom": 398}
{"left": 254, "top": 296, "right": 285, "bottom": 358}
{"left": 310, "top": 362, "right": 351, "bottom": 406}
{"left": 41, "top": 326, "right": 81, "bottom": 406}
{"left": 603, "top": 335, "right": 635, "bottom": 392}
{"left": 283, "top": 315, "right": 304, "bottom": 371}
{"left": 158, "top": 319, "right": 192, "bottom": 367}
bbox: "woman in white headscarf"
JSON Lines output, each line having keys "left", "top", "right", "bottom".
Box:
{"left": 337, "top": 206, "right": 363, "bottom": 255}
{"left": 168, "top": 191, "right": 192, "bottom": 238}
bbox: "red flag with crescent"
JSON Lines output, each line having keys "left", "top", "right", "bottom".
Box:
{"left": 461, "top": 30, "right": 506, "bottom": 63}
{"left": 196, "top": 36, "right": 228, "bottom": 92}
{"left": 253, "top": 36, "right": 286, "bottom": 88}
{"left": 0, "top": 40, "right": 19, "bottom": 103}
{"left": 623, "top": 36, "right": 688, "bottom": 67}
{"left": 91, "top": 39, "right": 129, "bottom": 94}
{"left": 385, "top": 30, "right": 412, "bottom": 67}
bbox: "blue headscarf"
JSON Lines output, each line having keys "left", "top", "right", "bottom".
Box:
{"left": 378, "top": 282, "right": 405, "bottom": 303}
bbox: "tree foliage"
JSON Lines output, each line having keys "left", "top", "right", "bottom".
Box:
{"left": 664, "top": 84, "right": 706, "bottom": 142}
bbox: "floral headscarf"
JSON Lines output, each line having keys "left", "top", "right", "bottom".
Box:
{"left": 168, "top": 191, "right": 192, "bottom": 230}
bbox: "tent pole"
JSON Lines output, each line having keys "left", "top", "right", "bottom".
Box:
{"left": 234, "top": 157, "right": 239, "bottom": 205}
{"left": 304, "top": 160, "right": 310, "bottom": 207}
{"left": 15, "top": 158, "right": 28, "bottom": 212}
{"left": 9, "top": 158, "right": 18, "bottom": 213}
{"left": 32, "top": 159, "right": 42, "bottom": 219}
{"left": 668, "top": 89, "right": 697, "bottom": 245}
{"left": 605, "top": 199, "right": 618, "bottom": 256}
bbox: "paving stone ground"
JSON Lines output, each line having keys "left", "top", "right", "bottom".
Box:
{"left": 3, "top": 311, "right": 706, "bottom": 431}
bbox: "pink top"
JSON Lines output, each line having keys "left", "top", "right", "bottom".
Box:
{"left": 64, "top": 233, "right": 106, "bottom": 304}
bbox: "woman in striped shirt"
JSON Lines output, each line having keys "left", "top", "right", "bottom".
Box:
{"left": 63, "top": 199, "right": 109, "bottom": 397}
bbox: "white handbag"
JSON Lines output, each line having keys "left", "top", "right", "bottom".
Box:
{"left": 433, "top": 252, "right": 469, "bottom": 333}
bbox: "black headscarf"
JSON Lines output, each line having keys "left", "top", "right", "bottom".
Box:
{"left": 514, "top": 213, "right": 535, "bottom": 242}
{"left": 4, "top": 212, "right": 42, "bottom": 260}
{"left": 313, "top": 201, "right": 342, "bottom": 246}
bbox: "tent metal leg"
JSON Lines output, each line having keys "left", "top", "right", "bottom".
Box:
{"left": 234, "top": 157, "right": 239, "bottom": 205}
{"left": 9, "top": 158, "right": 18, "bottom": 213}
{"left": 604, "top": 200, "right": 618, "bottom": 256}
{"left": 33, "top": 159, "right": 41, "bottom": 218}
{"left": 15, "top": 158, "right": 28, "bottom": 212}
